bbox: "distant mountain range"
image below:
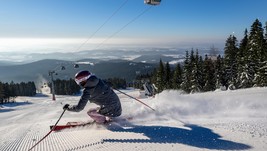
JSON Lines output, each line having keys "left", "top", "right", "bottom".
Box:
{"left": 0, "top": 48, "right": 222, "bottom": 84}
{"left": 30, "top": 48, "right": 187, "bottom": 62}
{"left": 0, "top": 59, "right": 155, "bottom": 83}
{"left": 0, "top": 47, "right": 221, "bottom": 64}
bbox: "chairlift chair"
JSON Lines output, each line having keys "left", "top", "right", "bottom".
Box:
{"left": 61, "top": 66, "right": 66, "bottom": 70}
{"left": 144, "top": 0, "right": 161, "bottom": 5}
{"left": 74, "top": 64, "right": 79, "bottom": 68}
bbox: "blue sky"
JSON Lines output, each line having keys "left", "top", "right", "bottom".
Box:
{"left": 0, "top": 0, "right": 267, "bottom": 53}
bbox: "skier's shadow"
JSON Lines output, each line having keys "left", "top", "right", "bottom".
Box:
{"left": 104, "top": 121, "right": 251, "bottom": 150}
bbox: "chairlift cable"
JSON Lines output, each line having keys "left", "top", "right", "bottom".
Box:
{"left": 75, "top": 0, "right": 129, "bottom": 52}
{"left": 95, "top": 5, "right": 153, "bottom": 49}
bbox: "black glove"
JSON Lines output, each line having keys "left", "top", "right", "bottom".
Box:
{"left": 63, "top": 104, "right": 70, "bottom": 110}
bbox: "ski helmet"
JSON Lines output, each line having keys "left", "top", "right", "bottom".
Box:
{"left": 74, "top": 70, "right": 91, "bottom": 86}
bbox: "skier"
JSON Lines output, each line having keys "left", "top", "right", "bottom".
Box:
{"left": 63, "top": 70, "right": 122, "bottom": 124}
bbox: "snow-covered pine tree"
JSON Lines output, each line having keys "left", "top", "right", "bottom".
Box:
{"left": 237, "top": 29, "right": 252, "bottom": 88}
{"left": 198, "top": 55, "right": 205, "bottom": 90}
{"left": 256, "top": 21, "right": 267, "bottom": 86}
{"left": 203, "top": 55, "right": 216, "bottom": 91}
{"left": 247, "top": 19, "right": 265, "bottom": 87}
{"left": 265, "top": 22, "right": 267, "bottom": 60}
{"left": 265, "top": 22, "right": 267, "bottom": 55}
{"left": 190, "top": 49, "right": 202, "bottom": 93}
{"left": 215, "top": 55, "right": 226, "bottom": 89}
{"left": 180, "top": 51, "right": 192, "bottom": 93}
{"left": 224, "top": 34, "right": 239, "bottom": 90}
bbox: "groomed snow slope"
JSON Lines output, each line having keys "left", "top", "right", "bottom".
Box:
{"left": 0, "top": 87, "right": 266, "bottom": 151}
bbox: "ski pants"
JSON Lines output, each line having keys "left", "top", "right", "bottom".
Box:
{"left": 87, "top": 108, "right": 107, "bottom": 124}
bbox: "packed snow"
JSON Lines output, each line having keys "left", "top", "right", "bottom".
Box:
{"left": 0, "top": 87, "right": 267, "bottom": 151}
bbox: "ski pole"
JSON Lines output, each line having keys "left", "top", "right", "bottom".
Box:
{"left": 28, "top": 109, "right": 66, "bottom": 151}
{"left": 114, "top": 88, "right": 156, "bottom": 111}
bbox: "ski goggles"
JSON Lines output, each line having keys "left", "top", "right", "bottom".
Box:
{"left": 75, "top": 74, "right": 93, "bottom": 86}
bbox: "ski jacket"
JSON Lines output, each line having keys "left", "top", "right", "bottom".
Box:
{"left": 68, "top": 75, "right": 122, "bottom": 117}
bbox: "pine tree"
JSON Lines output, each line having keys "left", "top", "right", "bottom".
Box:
{"left": 257, "top": 21, "right": 267, "bottom": 86}
{"left": 0, "top": 82, "right": 4, "bottom": 104}
{"left": 239, "top": 29, "right": 249, "bottom": 64}
{"left": 181, "top": 51, "right": 192, "bottom": 93}
{"left": 215, "top": 55, "right": 226, "bottom": 89}
{"left": 263, "top": 22, "right": 267, "bottom": 86}
{"left": 165, "top": 62, "right": 172, "bottom": 89}
{"left": 8, "top": 81, "right": 17, "bottom": 99}
{"left": 265, "top": 22, "right": 267, "bottom": 60}
{"left": 172, "top": 63, "right": 183, "bottom": 89}
{"left": 31, "top": 82, "right": 36, "bottom": 96}
{"left": 237, "top": 29, "right": 252, "bottom": 88}
{"left": 203, "top": 55, "right": 216, "bottom": 91}
{"left": 224, "top": 34, "right": 239, "bottom": 89}
{"left": 190, "top": 49, "right": 202, "bottom": 93}
{"left": 2, "top": 83, "right": 10, "bottom": 103}
{"left": 264, "top": 22, "right": 267, "bottom": 60}
{"left": 198, "top": 55, "right": 205, "bottom": 89}
{"left": 155, "top": 59, "right": 165, "bottom": 93}
{"left": 247, "top": 19, "right": 265, "bottom": 86}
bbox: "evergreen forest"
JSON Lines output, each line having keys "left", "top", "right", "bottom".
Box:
{"left": 148, "top": 19, "right": 267, "bottom": 93}
{"left": 0, "top": 81, "right": 36, "bottom": 104}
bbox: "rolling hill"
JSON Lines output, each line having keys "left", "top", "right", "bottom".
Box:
{"left": 0, "top": 59, "right": 157, "bottom": 83}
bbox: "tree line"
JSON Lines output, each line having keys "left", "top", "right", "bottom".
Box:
{"left": 48, "top": 79, "right": 81, "bottom": 95}
{"left": 48, "top": 77, "right": 127, "bottom": 95}
{"left": 138, "top": 19, "right": 267, "bottom": 93}
{"left": 0, "top": 81, "right": 36, "bottom": 104}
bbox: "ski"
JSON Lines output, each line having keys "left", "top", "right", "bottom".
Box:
{"left": 50, "top": 121, "right": 95, "bottom": 131}
{"left": 49, "top": 117, "right": 132, "bottom": 132}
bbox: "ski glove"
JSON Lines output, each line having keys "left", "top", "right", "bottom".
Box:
{"left": 63, "top": 104, "right": 70, "bottom": 110}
